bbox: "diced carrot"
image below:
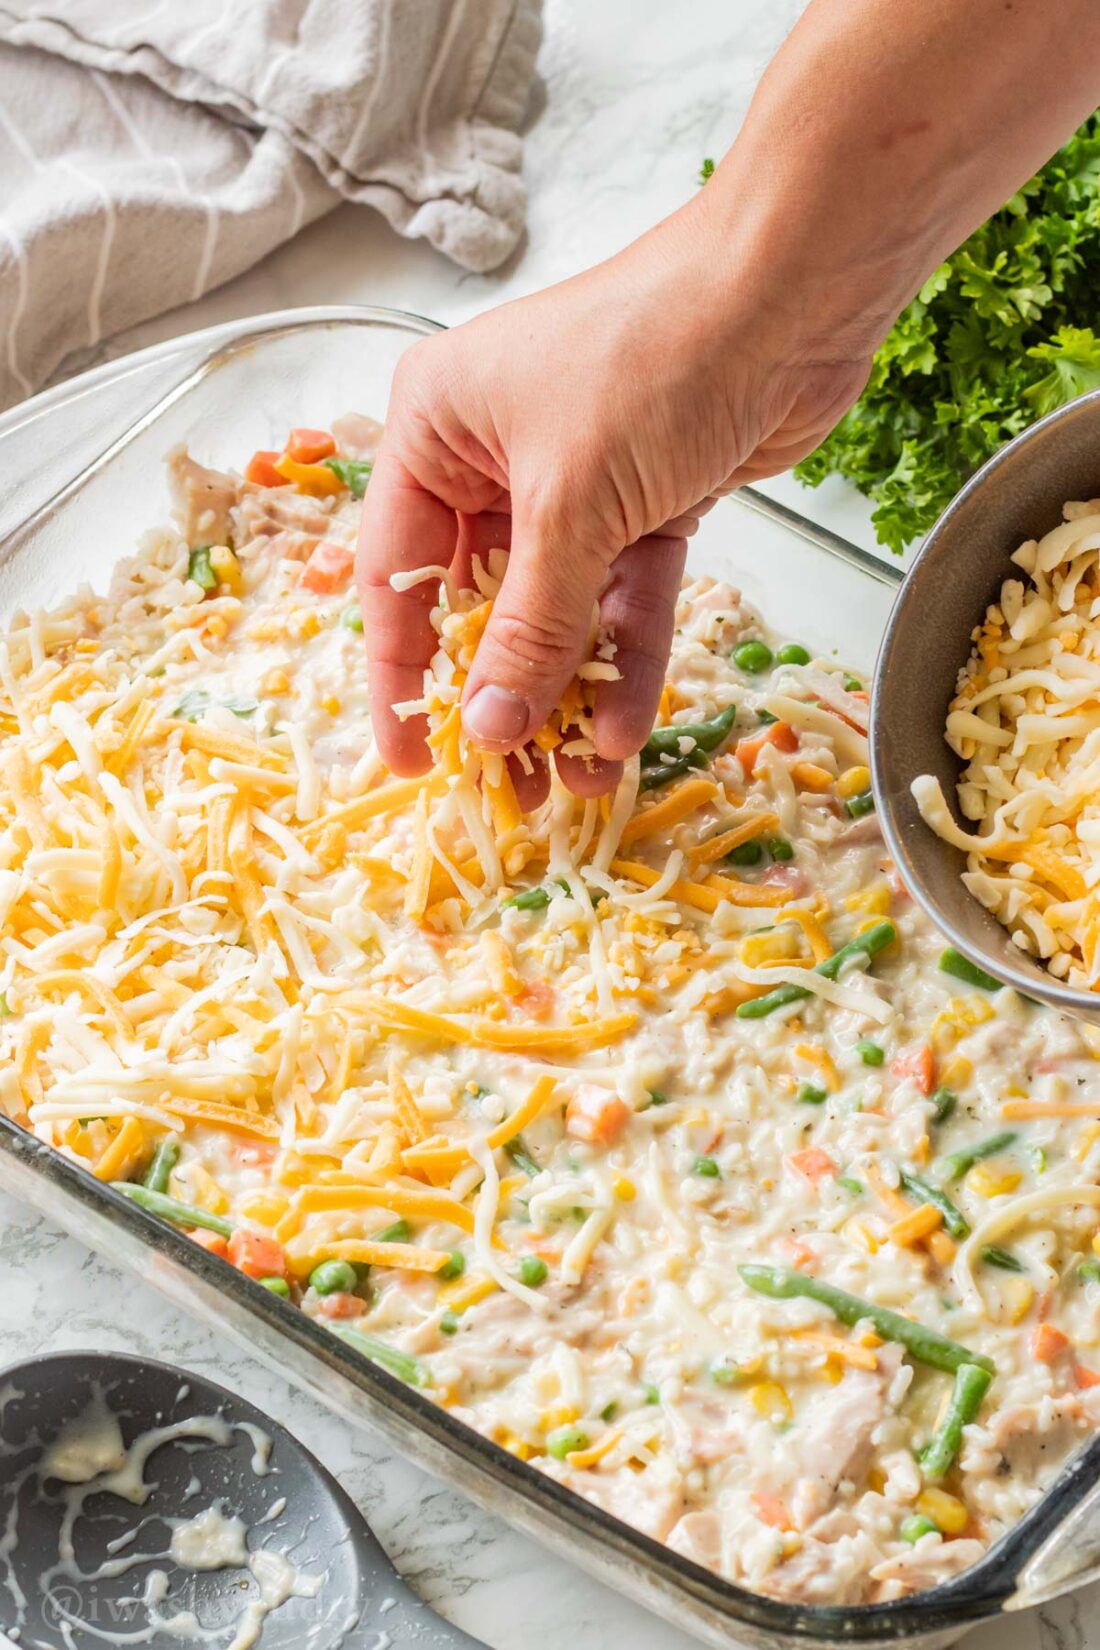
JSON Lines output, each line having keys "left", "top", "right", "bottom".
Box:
{"left": 779, "top": 1236, "right": 818, "bottom": 1269}
{"left": 515, "top": 980, "right": 555, "bottom": 1020}
{"left": 891, "top": 1044, "right": 935, "bottom": 1096}
{"left": 1030, "top": 1322, "right": 1070, "bottom": 1362}
{"left": 227, "top": 1228, "right": 287, "bottom": 1280}
{"left": 736, "top": 721, "right": 799, "bottom": 777}
{"left": 788, "top": 1147, "right": 837, "bottom": 1184}
{"left": 1075, "top": 1363, "right": 1100, "bottom": 1390}
{"left": 245, "top": 450, "right": 285, "bottom": 487}
{"left": 317, "top": 1291, "right": 365, "bottom": 1320}
{"left": 188, "top": 1228, "right": 229, "bottom": 1260}
{"left": 301, "top": 540, "right": 355, "bottom": 594}
{"left": 286, "top": 427, "right": 336, "bottom": 464}
{"left": 565, "top": 1085, "right": 631, "bottom": 1146}
{"left": 751, "top": 1491, "right": 791, "bottom": 1530}
{"left": 234, "top": 1142, "right": 276, "bottom": 1167}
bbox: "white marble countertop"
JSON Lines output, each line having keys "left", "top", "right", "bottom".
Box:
{"left": 2, "top": 3, "right": 1098, "bottom": 1647}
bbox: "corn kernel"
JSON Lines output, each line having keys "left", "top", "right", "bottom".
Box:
{"left": 792, "top": 761, "right": 834, "bottom": 793}
{"left": 1091, "top": 1229, "right": 1100, "bottom": 1258}
{"left": 837, "top": 765, "right": 871, "bottom": 800}
{"left": 916, "top": 1488, "right": 968, "bottom": 1535}
{"left": 239, "top": 1192, "right": 289, "bottom": 1226}
{"left": 174, "top": 1163, "right": 228, "bottom": 1215}
{"left": 204, "top": 615, "right": 228, "bottom": 640}
{"left": 262, "top": 667, "right": 291, "bottom": 696}
{"left": 540, "top": 1405, "right": 579, "bottom": 1433}
{"left": 749, "top": 1382, "right": 793, "bottom": 1422}
{"left": 867, "top": 1468, "right": 887, "bottom": 1494}
{"left": 613, "top": 1177, "right": 636, "bottom": 1202}
{"left": 209, "top": 545, "right": 242, "bottom": 593}
{"left": 321, "top": 693, "right": 342, "bottom": 716}
{"left": 820, "top": 1357, "right": 844, "bottom": 1385}
{"left": 741, "top": 928, "right": 802, "bottom": 968}
{"left": 245, "top": 618, "right": 284, "bottom": 642}
{"left": 844, "top": 880, "right": 892, "bottom": 916}
{"left": 939, "top": 1055, "right": 973, "bottom": 1089}
{"left": 1002, "top": 1277, "right": 1035, "bottom": 1324}
{"left": 967, "top": 1162, "right": 1021, "bottom": 1198}
{"left": 502, "top": 1435, "right": 534, "bottom": 1461}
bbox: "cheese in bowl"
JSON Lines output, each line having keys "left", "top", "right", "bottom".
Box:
{"left": 915, "top": 496, "right": 1100, "bottom": 985}
{"left": 4, "top": 419, "right": 1100, "bottom": 1609}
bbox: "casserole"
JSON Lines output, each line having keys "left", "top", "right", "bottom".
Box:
{"left": 1, "top": 307, "right": 1098, "bottom": 1648}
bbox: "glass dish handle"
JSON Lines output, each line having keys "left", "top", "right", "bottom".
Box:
{"left": 735, "top": 485, "right": 907, "bottom": 590}
{"left": 1005, "top": 1469, "right": 1100, "bottom": 1610}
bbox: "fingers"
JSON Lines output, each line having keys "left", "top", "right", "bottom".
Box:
{"left": 461, "top": 500, "right": 612, "bottom": 754}
{"left": 507, "top": 747, "right": 550, "bottom": 812}
{"left": 592, "top": 534, "right": 687, "bottom": 761}
{"left": 357, "top": 453, "right": 459, "bottom": 775}
{"left": 554, "top": 748, "right": 623, "bottom": 798}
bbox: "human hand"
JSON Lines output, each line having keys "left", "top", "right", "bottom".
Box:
{"left": 357, "top": 196, "right": 871, "bottom": 803}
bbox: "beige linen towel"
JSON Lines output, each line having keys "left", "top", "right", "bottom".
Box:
{"left": 0, "top": 0, "right": 542, "bottom": 409}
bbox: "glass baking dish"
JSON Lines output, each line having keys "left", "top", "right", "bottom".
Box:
{"left": 0, "top": 306, "right": 1097, "bottom": 1650}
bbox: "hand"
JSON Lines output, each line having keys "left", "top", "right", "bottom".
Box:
{"left": 357, "top": 198, "right": 870, "bottom": 802}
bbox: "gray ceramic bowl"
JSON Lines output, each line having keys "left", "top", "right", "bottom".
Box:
{"left": 872, "top": 386, "right": 1100, "bottom": 1025}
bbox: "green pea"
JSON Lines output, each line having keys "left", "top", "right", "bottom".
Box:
{"left": 798, "top": 1083, "right": 828, "bottom": 1105}
{"left": 438, "top": 1250, "right": 466, "bottom": 1281}
{"left": 693, "top": 1155, "right": 720, "bottom": 1177}
{"left": 726, "top": 838, "right": 764, "bottom": 867}
{"left": 517, "top": 1255, "right": 548, "bottom": 1287}
{"left": 643, "top": 1383, "right": 660, "bottom": 1404}
{"left": 258, "top": 1276, "right": 290, "bottom": 1298}
{"left": 309, "top": 1259, "right": 359, "bottom": 1296}
{"left": 1078, "top": 1261, "right": 1100, "bottom": 1285}
{"left": 775, "top": 643, "right": 810, "bottom": 666}
{"left": 766, "top": 837, "right": 794, "bottom": 862}
{"left": 843, "top": 674, "right": 863, "bottom": 692}
{"left": 439, "top": 1311, "right": 460, "bottom": 1336}
{"left": 732, "top": 640, "right": 774, "bottom": 674}
{"left": 600, "top": 1401, "right": 618, "bottom": 1422}
{"left": 857, "top": 1039, "right": 884, "bottom": 1066}
{"left": 546, "top": 1425, "right": 589, "bottom": 1460}
{"left": 901, "top": 1514, "right": 939, "bottom": 1544}
{"left": 340, "top": 603, "right": 364, "bottom": 632}
{"left": 373, "top": 1220, "right": 410, "bottom": 1244}
{"left": 647, "top": 1089, "right": 669, "bottom": 1107}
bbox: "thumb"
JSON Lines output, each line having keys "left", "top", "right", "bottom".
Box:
{"left": 461, "top": 505, "right": 613, "bottom": 751}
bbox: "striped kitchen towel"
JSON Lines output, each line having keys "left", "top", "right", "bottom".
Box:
{"left": 0, "top": 0, "right": 542, "bottom": 409}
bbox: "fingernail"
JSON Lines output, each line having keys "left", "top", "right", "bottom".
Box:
{"left": 463, "top": 684, "right": 530, "bottom": 746}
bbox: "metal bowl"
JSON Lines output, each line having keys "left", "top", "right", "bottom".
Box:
{"left": 872, "top": 386, "right": 1100, "bottom": 1024}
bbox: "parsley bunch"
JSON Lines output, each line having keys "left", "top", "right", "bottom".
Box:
{"left": 794, "top": 114, "right": 1100, "bottom": 553}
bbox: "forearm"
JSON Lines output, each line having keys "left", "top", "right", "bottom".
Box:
{"left": 694, "top": 0, "right": 1100, "bottom": 358}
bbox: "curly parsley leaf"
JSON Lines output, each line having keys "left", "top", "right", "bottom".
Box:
{"left": 795, "top": 114, "right": 1100, "bottom": 551}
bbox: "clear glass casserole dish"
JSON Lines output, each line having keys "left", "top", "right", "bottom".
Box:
{"left": 0, "top": 306, "right": 1097, "bottom": 1650}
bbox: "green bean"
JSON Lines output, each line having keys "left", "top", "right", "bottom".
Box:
{"left": 324, "top": 457, "right": 373, "bottom": 497}
{"left": 639, "top": 751, "right": 708, "bottom": 790}
{"left": 797, "top": 1083, "right": 828, "bottom": 1105}
{"left": 641, "top": 704, "right": 737, "bottom": 762}
{"left": 112, "top": 1182, "right": 233, "bottom": 1238}
{"left": 938, "top": 1131, "right": 1018, "bottom": 1182}
{"left": 980, "top": 1245, "right": 1025, "bottom": 1273}
{"left": 939, "top": 948, "right": 1003, "bottom": 992}
{"left": 837, "top": 1176, "right": 864, "bottom": 1196}
{"left": 899, "top": 1171, "right": 970, "bottom": 1239}
{"left": 142, "top": 1139, "right": 180, "bottom": 1196}
{"left": 505, "top": 1136, "right": 541, "bottom": 1177}
{"left": 919, "top": 1363, "right": 993, "bottom": 1479}
{"left": 258, "top": 1276, "right": 290, "bottom": 1297}
{"left": 844, "top": 789, "right": 876, "bottom": 819}
{"left": 736, "top": 921, "right": 896, "bottom": 1020}
{"left": 738, "top": 1265, "right": 994, "bottom": 1374}
{"left": 843, "top": 674, "right": 862, "bottom": 692}
{"left": 501, "top": 886, "right": 552, "bottom": 911}
{"left": 373, "top": 1219, "right": 411, "bottom": 1244}
{"left": 901, "top": 1514, "right": 939, "bottom": 1543}
{"left": 1078, "top": 1260, "right": 1100, "bottom": 1285}
{"left": 310, "top": 1259, "right": 359, "bottom": 1295}
{"left": 930, "top": 1087, "right": 957, "bottom": 1124}
{"left": 187, "top": 546, "right": 218, "bottom": 592}
{"left": 331, "top": 1325, "right": 432, "bottom": 1387}
{"left": 646, "top": 1088, "right": 669, "bottom": 1107}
